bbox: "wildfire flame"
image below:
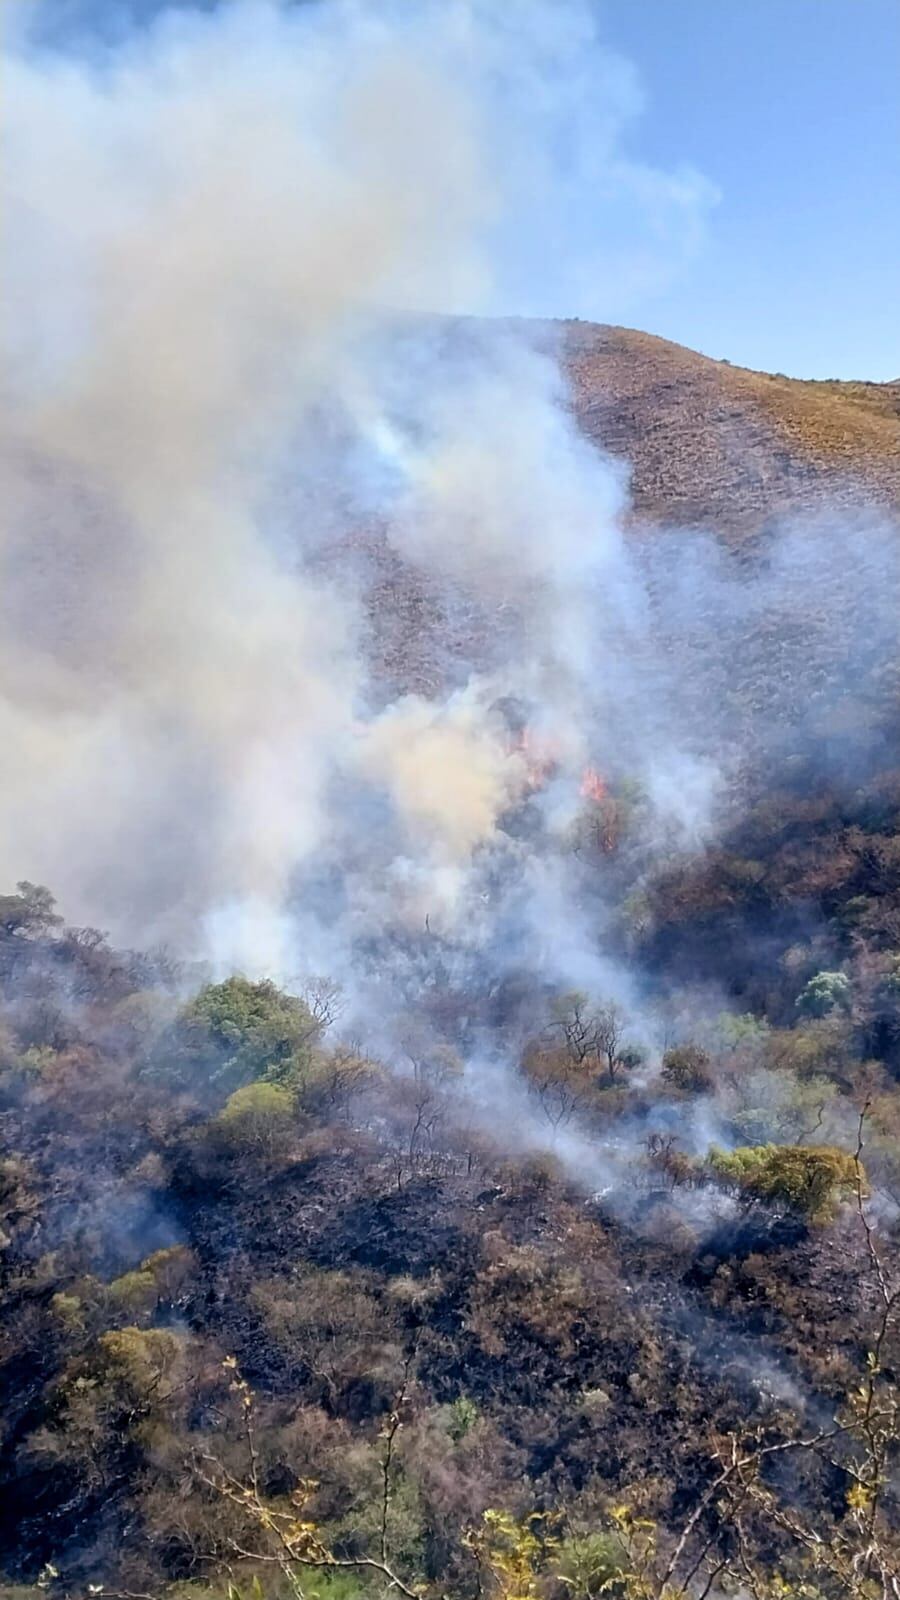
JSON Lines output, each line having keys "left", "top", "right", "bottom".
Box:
{"left": 503, "top": 718, "right": 609, "bottom": 810}
{"left": 579, "top": 766, "right": 607, "bottom": 805}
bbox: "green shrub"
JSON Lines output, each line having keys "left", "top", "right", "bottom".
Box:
{"left": 553, "top": 1529, "right": 630, "bottom": 1599}
{"left": 708, "top": 1142, "right": 859, "bottom": 1222}
{"left": 141, "top": 1244, "right": 198, "bottom": 1304}
{"left": 108, "top": 1269, "right": 159, "bottom": 1317}
{"left": 447, "top": 1395, "right": 480, "bottom": 1441}
{"left": 49, "top": 1292, "right": 85, "bottom": 1331}
{"left": 796, "top": 970, "right": 852, "bottom": 1018}
{"left": 173, "top": 976, "right": 322, "bottom": 1091}
{"left": 210, "top": 1081, "right": 297, "bottom": 1162}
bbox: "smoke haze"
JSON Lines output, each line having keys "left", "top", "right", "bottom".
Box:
{"left": 2, "top": 0, "right": 898, "bottom": 1073}
{"left": 0, "top": 0, "right": 707, "bottom": 979}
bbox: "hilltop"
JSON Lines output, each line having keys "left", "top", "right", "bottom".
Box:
{"left": 562, "top": 321, "right": 900, "bottom": 538}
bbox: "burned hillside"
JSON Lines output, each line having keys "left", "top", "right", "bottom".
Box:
{"left": 3, "top": 0, "right": 900, "bottom": 1595}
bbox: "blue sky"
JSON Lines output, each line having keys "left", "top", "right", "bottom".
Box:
{"left": 600, "top": 0, "right": 899, "bottom": 379}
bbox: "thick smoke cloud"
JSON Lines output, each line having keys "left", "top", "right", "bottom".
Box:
{"left": 4, "top": 0, "right": 900, "bottom": 1233}
{"left": 1, "top": 0, "right": 718, "bottom": 993}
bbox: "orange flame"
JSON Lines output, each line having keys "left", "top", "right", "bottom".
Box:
{"left": 579, "top": 766, "right": 608, "bottom": 805}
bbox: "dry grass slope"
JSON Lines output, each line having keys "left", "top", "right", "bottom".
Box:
{"left": 324, "top": 319, "right": 900, "bottom": 698}
{"left": 563, "top": 321, "right": 900, "bottom": 540}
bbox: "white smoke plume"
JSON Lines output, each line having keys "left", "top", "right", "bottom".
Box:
{"left": 0, "top": 0, "right": 720, "bottom": 1009}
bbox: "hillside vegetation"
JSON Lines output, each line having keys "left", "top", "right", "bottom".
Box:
{"left": 4, "top": 332, "right": 900, "bottom": 1600}
{"left": 344, "top": 321, "right": 900, "bottom": 704}
{"left": 564, "top": 322, "right": 900, "bottom": 538}
{"left": 6, "top": 714, "right": 900, "bottom": 1598}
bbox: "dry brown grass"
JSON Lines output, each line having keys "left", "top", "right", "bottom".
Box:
{"left": 562, "top": 322, "right": 900, "bottom": 542}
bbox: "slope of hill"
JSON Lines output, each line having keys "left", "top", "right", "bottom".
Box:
{"left": 341, "top": 321, "right": 900, "bottom": 705}
{"left": 3, "top": 326, "right": 900, "bottom": 1597}
{"left": 563, "top": 321, "right": 900, "bottom": 538}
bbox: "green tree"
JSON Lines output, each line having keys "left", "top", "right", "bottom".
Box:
{"left": 708, "top": 1142, "right": 859, "bottom": 1223}
{"left": 173, "top": 976, "right": 323, "bottom": 1092}
{"left": 796, "top": 970, "right": 853, "bottom": 1019}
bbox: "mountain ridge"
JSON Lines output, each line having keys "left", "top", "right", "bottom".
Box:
{"left": 561, "top": 320, "right": 900, "bottom": 538}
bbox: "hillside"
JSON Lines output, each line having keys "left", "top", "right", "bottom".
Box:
{"left": 4, "top": 329, "right": 900, "bottom": 1600}
{"left": 563, "top": 322, "right": 900, "bottom": 537}
{"left": 345, "top": 321, "right": 900, "bottom": 706}
{"left": 6, "top": 0, "right": 900, "bottom": 1588}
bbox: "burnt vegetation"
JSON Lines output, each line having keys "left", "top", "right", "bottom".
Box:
{"left": 4, "top": 333, "right": 900, "bottom": 1592}
{"left": 4, "top": 0, "right": 900, "bottom": 1575}
{"left": 5, "top": 691, "right": 900, "bottom": 1600}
